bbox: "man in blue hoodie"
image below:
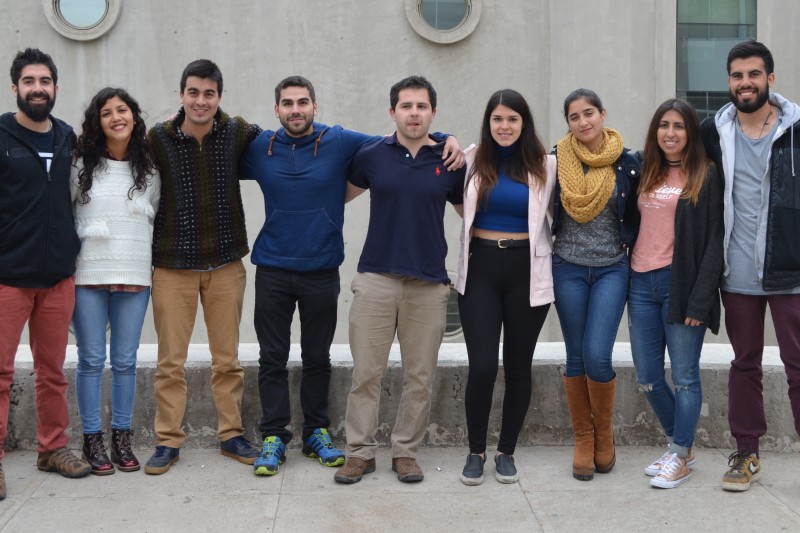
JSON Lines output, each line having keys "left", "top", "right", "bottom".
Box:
{"left": 239, "top": 76, "right": 462, "bottom": 476}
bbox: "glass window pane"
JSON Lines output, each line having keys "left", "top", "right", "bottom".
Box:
{"left": 420, "top": 0, "right": 468, "bottom": 31}
{"left": 444, "top": 286, "right": 462, "bottom": 337}
{"left": 58, "top": 0, "right": 108, "bottom": 29}
{"left": 678, "top": 0, "right": 756, "bottom": 25}
{"left": 676, "top": 0, "right": 757, "bottom": 117}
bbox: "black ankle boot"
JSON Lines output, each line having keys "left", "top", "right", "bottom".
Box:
{"left": 110, "top": 428, "right": 140, "bottom": 472}
{"left": 82, "top": 432, "right": 114, "bottom": 476}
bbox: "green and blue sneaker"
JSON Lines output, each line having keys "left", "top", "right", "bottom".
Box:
{"left": 302, "top": 428, "right": 345, "bottom": 467}
{"left": 254, "top": 436, "right": 285, "bottom": 476}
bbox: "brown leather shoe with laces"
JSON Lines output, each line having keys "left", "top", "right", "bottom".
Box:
{"left": 38, "top": 447, "right": 92, "bottom": 478}
{"left": 392, "top": 457, "right": 424, "bottom": 482}
{"left": 334, "top": 456, "right": 376, "bottom": 484}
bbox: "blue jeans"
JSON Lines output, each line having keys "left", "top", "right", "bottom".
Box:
{"left": 552, "top": 254, "right": 629, "bottom": 382}
{"left": 628, "top": 269, "right": 705, "bottom": 455}
{"left": 72, "top": 287, "right": 150, "bottom": 433}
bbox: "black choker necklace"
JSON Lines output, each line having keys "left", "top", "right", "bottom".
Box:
{"left": 666, "top": 159, "right": 681, "bottom": 167}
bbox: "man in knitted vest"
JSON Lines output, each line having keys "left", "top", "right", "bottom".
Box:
{"left": 144, "top": 59, "right": 261, "bottom": 475}
{"left": 0, "top": 48, "right": 92, "bottom": 499}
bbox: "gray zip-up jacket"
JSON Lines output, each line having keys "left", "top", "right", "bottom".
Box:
{"left": 701, "top": 92, "right": 800, "bottom": 291}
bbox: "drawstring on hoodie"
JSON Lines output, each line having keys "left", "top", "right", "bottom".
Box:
{"left": 267, "top": 128, "right": 326, "bottom": 157}
{"left": 791, "top": 126, "right": 796, "bottom": 176}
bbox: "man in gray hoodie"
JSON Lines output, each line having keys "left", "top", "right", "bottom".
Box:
{"left": 701, "top": 40, "right": 800, "bottom": 493}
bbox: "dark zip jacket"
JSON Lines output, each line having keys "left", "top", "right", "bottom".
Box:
{"left": 0, "top": 112, "right": 79, "bottom": 287}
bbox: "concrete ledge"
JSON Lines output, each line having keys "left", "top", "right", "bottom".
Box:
{"left": 7, "top": 343, "right": 799, "bottom": 453}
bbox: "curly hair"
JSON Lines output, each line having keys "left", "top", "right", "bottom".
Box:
{"left": 74, "top": 87, "right": 156, "bottom": 204}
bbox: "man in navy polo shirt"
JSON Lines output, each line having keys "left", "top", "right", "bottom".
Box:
{"left": 334, "top": 76, "right": 465, "bottom": 484}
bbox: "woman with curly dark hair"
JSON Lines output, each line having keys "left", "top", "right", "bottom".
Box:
{"left": 70, "top": 87, "right": 160, "bottom": 475}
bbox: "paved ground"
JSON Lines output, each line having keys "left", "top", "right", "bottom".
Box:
{"left": 0, "top": 445, "right": 798, "bottom": 532}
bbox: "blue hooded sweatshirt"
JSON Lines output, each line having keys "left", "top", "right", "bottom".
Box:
{"left": 240, "top": 122, "right": 379, "bottom": 271}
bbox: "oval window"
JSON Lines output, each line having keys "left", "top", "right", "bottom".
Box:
{"left": 405, "top": 0, "right": 481, "bottom": 44}
{"left": 420, "top": 0, "right": 468, "bottom": 31}
{"left": 43, "top": 0, "right": 122, "bottom": 41}
{"left": 58, "top": 0, "right": 108, "bottom": 29}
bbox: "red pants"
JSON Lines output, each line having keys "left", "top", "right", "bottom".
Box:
{"left": 722, "top": 290, "right": 800, "bottom": 452}
{"left": 0, "top": 278, "right": 75, "bottom": 459}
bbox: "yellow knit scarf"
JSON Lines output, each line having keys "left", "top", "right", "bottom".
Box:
{"left": 556, "top": 128, "right": 624, "bottom": 223}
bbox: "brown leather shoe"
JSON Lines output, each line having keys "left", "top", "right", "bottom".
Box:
{"left": 334, "top": 456, "right": 376, "bottom": 484}
{"left": 392, "top": 457, "right": 424, "bottom": 482}
{"left": 0, "top": 462, "right": 6, "bottom": 500}
{"left": 37, "top": 447, "right": 92, "bottom": 478}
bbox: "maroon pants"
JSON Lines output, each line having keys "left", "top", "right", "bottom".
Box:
{"left": 722, "top": 290, "right": 800, "bottom": 452}
{"left": 0, "top": 278, "right": 75, "bottom": 459}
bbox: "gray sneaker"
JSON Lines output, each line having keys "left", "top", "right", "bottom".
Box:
{"left": 495, "top": 454, "right": 519, "bottom": 484}
{"left": 459, "top": 454, "right": 485, "bottom": 486}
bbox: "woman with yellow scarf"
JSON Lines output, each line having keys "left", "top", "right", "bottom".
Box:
{"left": 552, "top": 89, "right": 640, "bottom": 481}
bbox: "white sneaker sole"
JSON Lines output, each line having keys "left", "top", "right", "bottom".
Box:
{"left": 722, "top": 471, "right": 761, "bottom": 492}
{"left": 650, "top": 471, "right": 692, "bottom": 489}
{"left": 495, "top": 472, "right": 520, "bottom": 484}
{"left": 459, "top": 473, "right": 484, "bottom": 486}
{"left": 645, "top": 455, "right": 697, "bottom": 477}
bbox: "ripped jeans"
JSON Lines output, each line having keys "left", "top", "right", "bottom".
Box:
{"left": 628, "top": 268, "right": 706, "bottom": 457}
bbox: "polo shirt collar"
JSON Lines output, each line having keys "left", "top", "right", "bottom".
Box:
{"left": 383, "top": 132, "right": 444, "bottom": 155}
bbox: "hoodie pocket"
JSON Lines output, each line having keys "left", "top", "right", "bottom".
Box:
{"left": 769, "top": 207, "right": 800, "bottom": 270}
{"left": 0, "top": 220, "right": 47, "bottom": 274}
{"left": 258, "top": 209, "right": 342, "bottom": 261}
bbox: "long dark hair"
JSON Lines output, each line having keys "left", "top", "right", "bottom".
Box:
{"left": 468, "top": 89, "right": 546, "bottom": 207}
{"left": 75, "top": 87, "right": 156, "bottom": 205}
{"left": 640, "top": 98, "right": 709, "bottom": 205}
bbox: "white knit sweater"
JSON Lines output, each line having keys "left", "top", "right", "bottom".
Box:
{"left": 70, "top": 158, "right": 161, "bottom": 286}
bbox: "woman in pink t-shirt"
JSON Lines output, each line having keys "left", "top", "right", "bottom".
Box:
{"left": 628, "top": 99, "right": 724, "bottom": 489}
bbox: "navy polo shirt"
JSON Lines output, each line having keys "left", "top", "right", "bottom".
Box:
{"left": 350, "top": 133, "right": 465, "bottom": 284}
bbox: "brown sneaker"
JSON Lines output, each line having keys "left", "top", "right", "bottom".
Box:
{"left": 37, "top": 447, "right": 92, "bottom": 478}
{"left": 392, "top": 457, "right": 424, "bottom": 482}
{"left": 0, "top": 462, "right": 6, "bottom": 500}
{"left": 333, "top": 456, "right": 376, "bottom": 484}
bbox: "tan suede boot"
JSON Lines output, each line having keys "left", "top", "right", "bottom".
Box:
{"left": 562, "top": 375, "right": 595, "bottom": 480}
{"left": 587, "top": 376, "right": 617, "bottom": 473}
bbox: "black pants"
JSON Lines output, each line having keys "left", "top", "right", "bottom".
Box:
{"left": 254, "top": 266, "right": 340, "bottom": 443}
{"left": 458, "top": 244, "right": 550, "bottom": 455}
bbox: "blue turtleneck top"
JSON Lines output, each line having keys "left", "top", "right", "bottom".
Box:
{"left": 472, "top": 143, "right": 529, "bottom": 233}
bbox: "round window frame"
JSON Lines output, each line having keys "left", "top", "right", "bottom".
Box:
{"left": 43, "top": 0, "right": 122, "bottom": 41}
{"left": 405, "top": 0, "right": 481, "bottom": 44}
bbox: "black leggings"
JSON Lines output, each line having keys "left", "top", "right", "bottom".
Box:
{"left": 458, "top": 243, "right": 550, "bottom": 455}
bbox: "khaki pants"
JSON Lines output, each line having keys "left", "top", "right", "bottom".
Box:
{"left": 345, "top": 273, "right": 449, "bottom": 460}
{"left": 152, "top": 260, "right": 246, "bottom": 447}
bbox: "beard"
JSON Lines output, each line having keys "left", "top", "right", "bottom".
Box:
{"left": 17, "top": 91, "right": 56, "bottom": 122}
{"left": 730, "top": 86, "right": 769, "bottom": 114}
{"left": 281, "top": 114, "right": 314, "bottom": 137}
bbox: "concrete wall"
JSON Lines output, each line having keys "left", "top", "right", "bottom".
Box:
{"left": 6, "top": 344, "right": 799, "bottom": 452}
{"left": 2, "top": 1, "right": 799, "bottom": 345}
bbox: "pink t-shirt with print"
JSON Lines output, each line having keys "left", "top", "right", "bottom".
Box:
{"left": 632, "top": 166, "right": 684, "bottom": 273}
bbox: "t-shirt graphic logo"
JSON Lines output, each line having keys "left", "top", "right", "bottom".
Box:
{"left": 39, "top": 150, "right": 54, "bottom": 173}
